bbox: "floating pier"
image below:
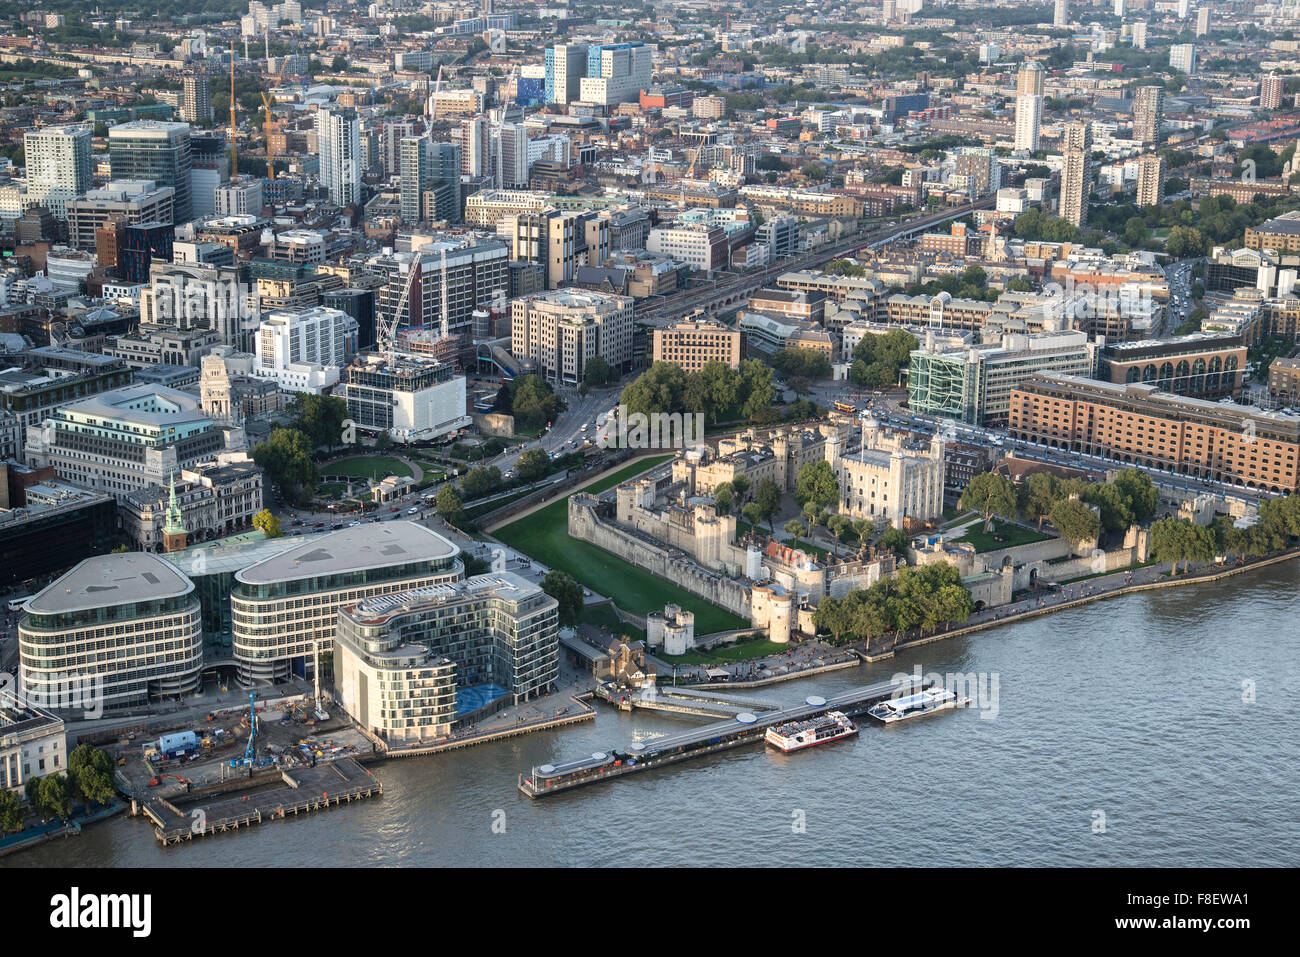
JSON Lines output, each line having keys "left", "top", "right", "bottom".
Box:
{"left": 519, "top": 677, "right": 928, "bottom": 799}
{"left": 594, "top": 683, "right": 779, "bottom": 719}
{"left": 144, "top": 757, "right": 381, "bottom": 845}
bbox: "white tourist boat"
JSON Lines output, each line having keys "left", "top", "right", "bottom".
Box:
{"left": 866, "top": 687, "right": 970, "bottom": 724}
{"left": 764, "top": 711, "right": 858, "bottom": 753}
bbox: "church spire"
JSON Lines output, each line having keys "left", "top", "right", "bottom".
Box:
{"left": 162, "top": 471, "right": 188, "bottom": 553}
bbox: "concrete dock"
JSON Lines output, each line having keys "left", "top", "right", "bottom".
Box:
{"left": 144, "top": 757, "right": 381, "bottom": 845}
{"left": 520, "top": 676, "right": 928, "bottom": 799}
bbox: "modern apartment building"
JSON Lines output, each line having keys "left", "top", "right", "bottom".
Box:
{"left": 511, "top": 289, "right": 634, "bottom": 385}
{"left": 254, "top": 306, "right": 358, "bottom": 393}
{"left": 181, "top": 73, "right": 212, "bottom": 124}
{"left": 230, "top": 522, "right": 464, "bottom": 685}
{"left": 107, "top": 121, "right": 194, "bottom": 223}
{"left": 544, "top": 43, "right": 587, "bottom": 105}
{"left": 651, "top": 319, "right": 742, "bottom": 372}
{"left": 334, "top": 572, "right": 559, "bottom": 744}
{"left": 22, "top": 124, "right": 93, "bottom": 220}
{"left": 1136, "top": 153, "right": 1165, "bottom": 208}
{"left": 215, "top": 179, "right": 264, "bottom": 216}
{"left": 500, "top": 207, "right": 610, "bottom": 289}
{"left": 1132, "top": 85, "right": 1164, "bottom": 144}
{"left": 465, "top": 189, "right": 551, "bottom": 228}
{"left": 1008, "top": 373, "right": 1300, "bottom": 492}
{"left": 18, "top": 552, "right": 203, "bottom": 712}
{"left": 1014, "top": 61, "right": 1045, "bottom": 153}
{"left": 316, "top": 105, "right": 361, "bottom": 207}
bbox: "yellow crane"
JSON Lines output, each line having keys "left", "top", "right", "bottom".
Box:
{"left": 261, "top": 55, "right": 290, "bottom": 180}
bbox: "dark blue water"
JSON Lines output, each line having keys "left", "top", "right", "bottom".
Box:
{"left": 9, "top": 561, "right": 1299, "bottom": 867}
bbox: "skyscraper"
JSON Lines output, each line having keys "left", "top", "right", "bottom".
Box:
{"left": 1054, "top": 0, "right": 1069, "bottom": 27}
{"left": 493, "top": 123, "right": 529, "bottom": 189}
{"left": 1132, "top": 21, "right": 1148, "bottom": 50}
{"left": 1136, "top": 154, "right": 1165, "bottom": 208}
{"left": 400, "top": 137, "right": 462, "bottom": 224}
{"left": 544, "top": 44, "right": 586, "bottom": 105}
{"left": 1113, "top": 0, "right": 1125, "bottom": 15}
{"left": 316, "top": 105, "right": 361, "bottom": 207}
{"left": 23, "top": 124, "right": 92, "bottom": 220}
{"left": 1059, "top": 121, "right": 1091, "bottom": 229}
{"left": 1196, "top": 7, "right": 1210, "bottom": 35}
{"left": 108, "top": 121, "right": 194, "bottom": 223}
{"left": 1014, "top": 61, "right": 1045, "bottom": 153}
{"left": 459, "top": 117, "right": 489, "bottom": 178}
{"left": 1133, "top": 85, "right": 1165, "bottom": 145}
{"left": 580, "top": 42, "right": 653, "bottom": 106}
{"left": 181, "top": 74, "right": 212, "bottom": 125}
{"left": 1261, "top": 73, "right": 1284, "bottom": 111}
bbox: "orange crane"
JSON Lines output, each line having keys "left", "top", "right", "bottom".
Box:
{"left": 261, "top": 55, "right": 290, "bottom": 180}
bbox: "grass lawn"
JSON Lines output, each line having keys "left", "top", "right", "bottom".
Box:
{"left": 659, "top": 636, "right": 791, "bottom": 666}
{"left": 495, "top": 455, "right": 749, "bottom": 635}
{"left": 791, "top": 538, "right": 830, "bottom": 560}
{"left": 321, "top": 455, "right": 414, "bottom": 481}
{"left": 580, "top": 603, "right": 646, "bottom": 642}
{"left": 954, "top": 519, "right": 1052, "bottom": 553}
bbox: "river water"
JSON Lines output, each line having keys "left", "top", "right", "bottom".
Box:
{"left": 9, "top": 561, "right": 1299, "bottom": 868}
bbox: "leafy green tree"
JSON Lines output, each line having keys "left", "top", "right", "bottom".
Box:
{"left": 753, "top": 478, "right": 784, "bottom": 534}
{"left": 741, "top": 501, "right": 765, "bottom": 529}
{"left": 1114, "top": 469, "right": 1159, "bottom": 523}
{"left": 713, "top": 482, "right": 734, "bottom": 516}
{"left": 730, "top": 475, "right": 751, "bottom": 505}
{"left": 252, "top": 508, "right": 283, "bottom": 539}
{"left": 1083, "top": 483, "right": 1132, "bottom": 534}
{"left": 510, "top": 375, "right": 564, "bottom": 432}
{"left": 1018, "top": 472, "right": 1059, "bottom": 529}
{"left": 1049, "top": 497, "right": 1101, "bottom": 545}
{"left": 67, "top": 745, "right": 115, "bottom": 812}
{"left": 541, "top": 570, "right": 585, "bottom": 627}
{"left": 515, "top": 448, "right": 551, "bottom": 483}
{"left": 253, "top": 428, "right": 319, "bottom": 505}
{"left": 960, "top": 473, "right": 1018, "bottom": 533}
{"left": 739, "top": 360, "right": 775, "bottom": 422}
{"left": 435, "top": 484, "right": 463, "bottom": 523}
{"left": 794, "top": 460, "right": 839, "bottom": 511}
{"left": 37, "top": 774, "right": 71, "bottom": 822}
{"left": 878, "top": 526, "right": 910, "bottom": 557}
{"left": 291, "top": 393, "right": 349, "bottom": 450}
{"left": 461, "top": 466, "right": 503, "bottom": 499}
{"left": 0, "top": 789, "right": 23, "bottom": 834}
{"left": 783, "top": 519, "right": 807, "bottom": 539}
{"left": 583, "top": 356, "right": 615, "bottom": 388}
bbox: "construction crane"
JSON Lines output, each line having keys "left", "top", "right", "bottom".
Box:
{"left": 261, "top": 55, "right": 290, "bottom": 180}
{"left": 376, "top": 254, "right": 423, "bottom": 354}
{"left": 230, "top": 691, "right": 259, "bottom": 768}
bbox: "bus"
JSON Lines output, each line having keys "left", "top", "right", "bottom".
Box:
{"left": 833, "top": 401, "right": 856, "bottom": 415}
{"left": 8, "top": 596, "right": 31, "bottom": 613}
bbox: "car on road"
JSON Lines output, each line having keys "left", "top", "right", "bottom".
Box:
{"left": 407, "top": 506, "right": 420, "bottom": 515}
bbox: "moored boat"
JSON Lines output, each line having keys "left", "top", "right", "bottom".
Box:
{"left": 764, "top": 710, "right": 858, "bottom": 752}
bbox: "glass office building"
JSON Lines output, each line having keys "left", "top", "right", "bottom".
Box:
{"left": 230, "top": 522, "right": 462, "bottom": 686}
{"left": 18, "top": 553, "right": 202, "bottom": 713}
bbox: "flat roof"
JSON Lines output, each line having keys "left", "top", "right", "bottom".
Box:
{"left": 27, "top": 552, "right": 193, "bottom": 615}
{"left": 236, "top": 521, "right": 458, "bottom": 585}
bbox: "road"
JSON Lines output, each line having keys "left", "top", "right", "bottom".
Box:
{"left": 632, "top": 198, "right": 995, "bottom": 325}
{"left": 1160, "top": 257, "right": 1199, "bottom": 336}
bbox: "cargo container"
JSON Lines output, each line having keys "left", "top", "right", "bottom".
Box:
{"left": 157, "top": 731, "right": 198, "bottom": 758}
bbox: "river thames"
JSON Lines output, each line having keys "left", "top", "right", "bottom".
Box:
{"left": 9, "top": 559, "right": 1299, "bottom": 868}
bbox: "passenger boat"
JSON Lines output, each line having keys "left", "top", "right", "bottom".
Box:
{"left": 866, "top": 687, "right": 969, "bottom": 724}
{"left": 764, "top": 711, "right": 858, "bottom": 753}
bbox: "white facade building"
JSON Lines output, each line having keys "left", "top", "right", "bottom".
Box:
{"left": 316, "top": 105, "right": 361, "bottom": 207}
{"left": 23, "top": 125, "right": 92, "bottom": 220}
{"left": 254, "top": 306, "right": 356, "bottom": 393}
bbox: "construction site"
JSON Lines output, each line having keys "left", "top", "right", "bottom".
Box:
{"left": 104, "top": 691, "right": 382, "bottom": 846}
